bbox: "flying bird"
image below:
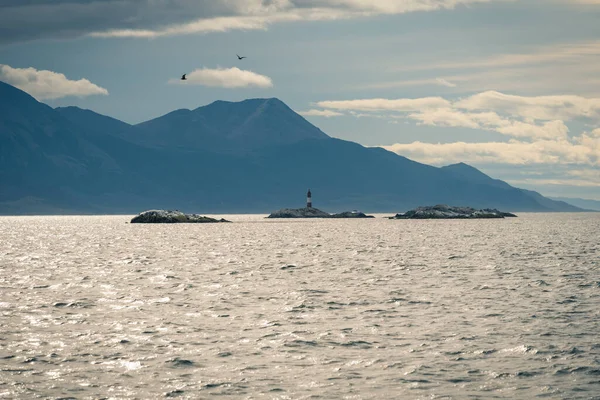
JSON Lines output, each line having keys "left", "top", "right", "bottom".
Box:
{"left": 181, "top": 74, "right": 187, "bottom": 80}
{"left": 236, "top": 54, "right": 247, "bottom": 60}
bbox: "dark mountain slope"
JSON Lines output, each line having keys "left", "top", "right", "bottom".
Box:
{"left": 441, "top": 163, "right": 513, "bottom": 190}
{"left": 250, "top": 139, "right": 547, "bottom": 211}
{"left": 0, "top": 82, "right": 123, "bottom": 206}
{"left": 56, "top": 106, "right": 133, "bottom": 139}
{"left": 442, "top": 163, "right": 582, "bottom": 212}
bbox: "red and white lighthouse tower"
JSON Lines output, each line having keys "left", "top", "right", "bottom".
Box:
{"left": 306, "top": 189, "right": 312, "bottom": 208}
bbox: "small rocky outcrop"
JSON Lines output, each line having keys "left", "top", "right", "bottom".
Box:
{"left": 267, "top": 207, "right": 331, "bottom": 218}
{"left": 389, "top": 205, "right": 517, "bottom": 219}
{"left": 131, "top": 210, "right": 230, "bottom": 223}
{"left": 330, "top": 211, "right": 375, "bottom": 219}
{"left": 267, "top": 207, "right": 374, "bottom": 218}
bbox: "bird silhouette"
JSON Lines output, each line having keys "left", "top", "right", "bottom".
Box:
{"left": 181, "top": 74, "right": 187, "bottom": 80}
{"left": 236, "top": 54, "right": 247, "bottom": 60}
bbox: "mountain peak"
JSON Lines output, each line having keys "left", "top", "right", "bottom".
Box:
{"left": 206, "top": 97, "right": 282, "bottom": 106}
{"left": 135, "top": 96, "right": 329, "bottom": 152}
{"left": 441, "top": 162, "right": 513, "bottom": 190}
{"left": 442, "top": 162, "right": 492, "bottom": 178}
{"left": 198, "top": 97, "right": 289, "bottom": 115}
{"left": 444, "top": 162, "right": 477, "bottom": 170}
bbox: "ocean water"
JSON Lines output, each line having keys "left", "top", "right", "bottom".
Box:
{"left": 0, "top": 213, "right": 598, "bottom": 399}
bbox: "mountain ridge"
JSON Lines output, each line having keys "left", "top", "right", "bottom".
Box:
{"left": 441, "top": 163, "right": 583, "bottom": 212}
{"left": 132, "top": 96, "right": 329, "bottom": 153}
{"left": 0, "top": 81, "right": 585, "bottom": 214}
{"left": 550, "top": 197, "right": 600, "bottom": 211}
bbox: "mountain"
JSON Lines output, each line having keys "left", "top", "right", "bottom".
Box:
{"left": 0, "top": 82, "right": 246, "bottom": 213}
{"left": 56, "top": 106, "right": 133, "bottom": 140}
{"left": 133, "top": 98, "right": 329, "bottom": 153}
{"left": 441, "top": 163, "right": 583, "bottom": 212}
{"left": 0, "top": 81, "right": 124, "bottom": 212}
{"left": 0, "top": 81, "right": 585, "bottom": 214}
{"left": 441, "top": 163, "right": 513, "bottom": 190}
{"left": 550, "top": 197, "right": 600, "bottom": 211}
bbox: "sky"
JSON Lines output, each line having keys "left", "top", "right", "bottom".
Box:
{"left": 0, "top": 0, "right": 599, "bottom": 200}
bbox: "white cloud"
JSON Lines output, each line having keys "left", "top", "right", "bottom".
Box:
{"left": 0, "top": 64, "right": 108, "bottom": 100}
{"left": 316, "top": 91, "right": 600, "bottom": 140}
{"left": 406, "top": 108, "right": 481, "bottom": 129}
{"left": 382, "top": 135, "right": 599, "bottom": 167}
{"left": 298, "top": 109, "right": 344, "bottom": 117}
{"left": 361, "top": 77, "right": 459, "bottom": 89}
{"left": 407, "top": 108, "right": 570, "bottom": 139}
{"left": 171, "top": 67, "right": 273, "bottom": 88}
{"left": 455, "top": 91, "right": 600, "bottom": 121}
{"left": 316, "top": 97, "right": 450, "bottom": 111}
{"left": 90, "top": 13, "right": 298, "bottom": 38}
{"left": 349, "top": 111, "right": 389, "bottom": 118}
{"left": 436, "top": 78, "right": 457, "bottom": 88}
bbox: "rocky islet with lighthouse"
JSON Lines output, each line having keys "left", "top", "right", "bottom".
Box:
{"left": 266, "top": 189, "right": 375, "bottom": 218}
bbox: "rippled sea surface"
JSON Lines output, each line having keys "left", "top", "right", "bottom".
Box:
{"left": 0, "top": 214, "right": 599, "bottom": 399}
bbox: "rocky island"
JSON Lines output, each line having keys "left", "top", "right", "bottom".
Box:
{"left": 389, "top": 205, "right": 517, "bottom": 219}
{"left": 267, "top": 207, "right": 374, "bottom": 219}
{"left": 268, "top": 190, "right": 374, "bottom": 218}
{"left": 130, "top": 210, "right": 230, "bottom": 223}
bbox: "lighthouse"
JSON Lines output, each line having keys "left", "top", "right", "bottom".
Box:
{"left": 306, "top": 189, "right": 312, "bottom": 208}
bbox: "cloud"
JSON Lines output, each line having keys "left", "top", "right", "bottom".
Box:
{"left": 397, "top": 40, "right": 600, "bottom": 72}
{"left": 407, "top": 108, "right": 570, "bottom": 139}
{"left": 563, "top": 0, "right": 600, "bottom": 5}
{"left": 455, "top": 91, "right": 600, "bottom": 121}
{"left": 0, "top": 64, "right": 108, "bottom": 100}
{"left": 298, "top": 109, "right": 344, "bottom": 117}
{"left": 316, "top": 97, "right": 451, "bottom": 111}
{"left": 171, "top": 67, "right": 273, "bottom": 88}
{"left": 381, "top": 135, "right": 599, "bottom": 167}
{"left": 88, "top": 0, "right": 498, "bottom": 39}
{"left": 90, "top": 13, "right": 299, "bottom": 39}
{"left": 361, "top": 77, "right": 459, "bottom": 89}
{"left": 435, "top": 78, "right": 457, "bottom": 88}
{"left": 316, "top": 91, "right": 600, "bottom": 140}
{"left": 370, "top": 39, "right": 600, "bottom": 96}
{"left": 0, "top": 0, "right": 506, "bottom": 44}
{"left": 566, "top": 168, "right": 600, "bottom": 181}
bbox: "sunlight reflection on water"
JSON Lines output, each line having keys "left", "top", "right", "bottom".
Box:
{"left": 0, "top": 213, "right": 598, "bottom": 399}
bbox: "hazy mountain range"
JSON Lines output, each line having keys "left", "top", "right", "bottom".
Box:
{"left": 0, "top": 81, "right": 589, "bottom": 215}
{"left": 549, "top": 197, "right": 600, "bottom": 211}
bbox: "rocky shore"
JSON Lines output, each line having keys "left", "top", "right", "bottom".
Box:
{"left": 267, "top": 207, "right": 374, "bottom": 218}
{"left": 389, "top": 205, "right": 517, "bottom": 219}
{"left": 130, "top": 210, "right": 230, "bottom": 223}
